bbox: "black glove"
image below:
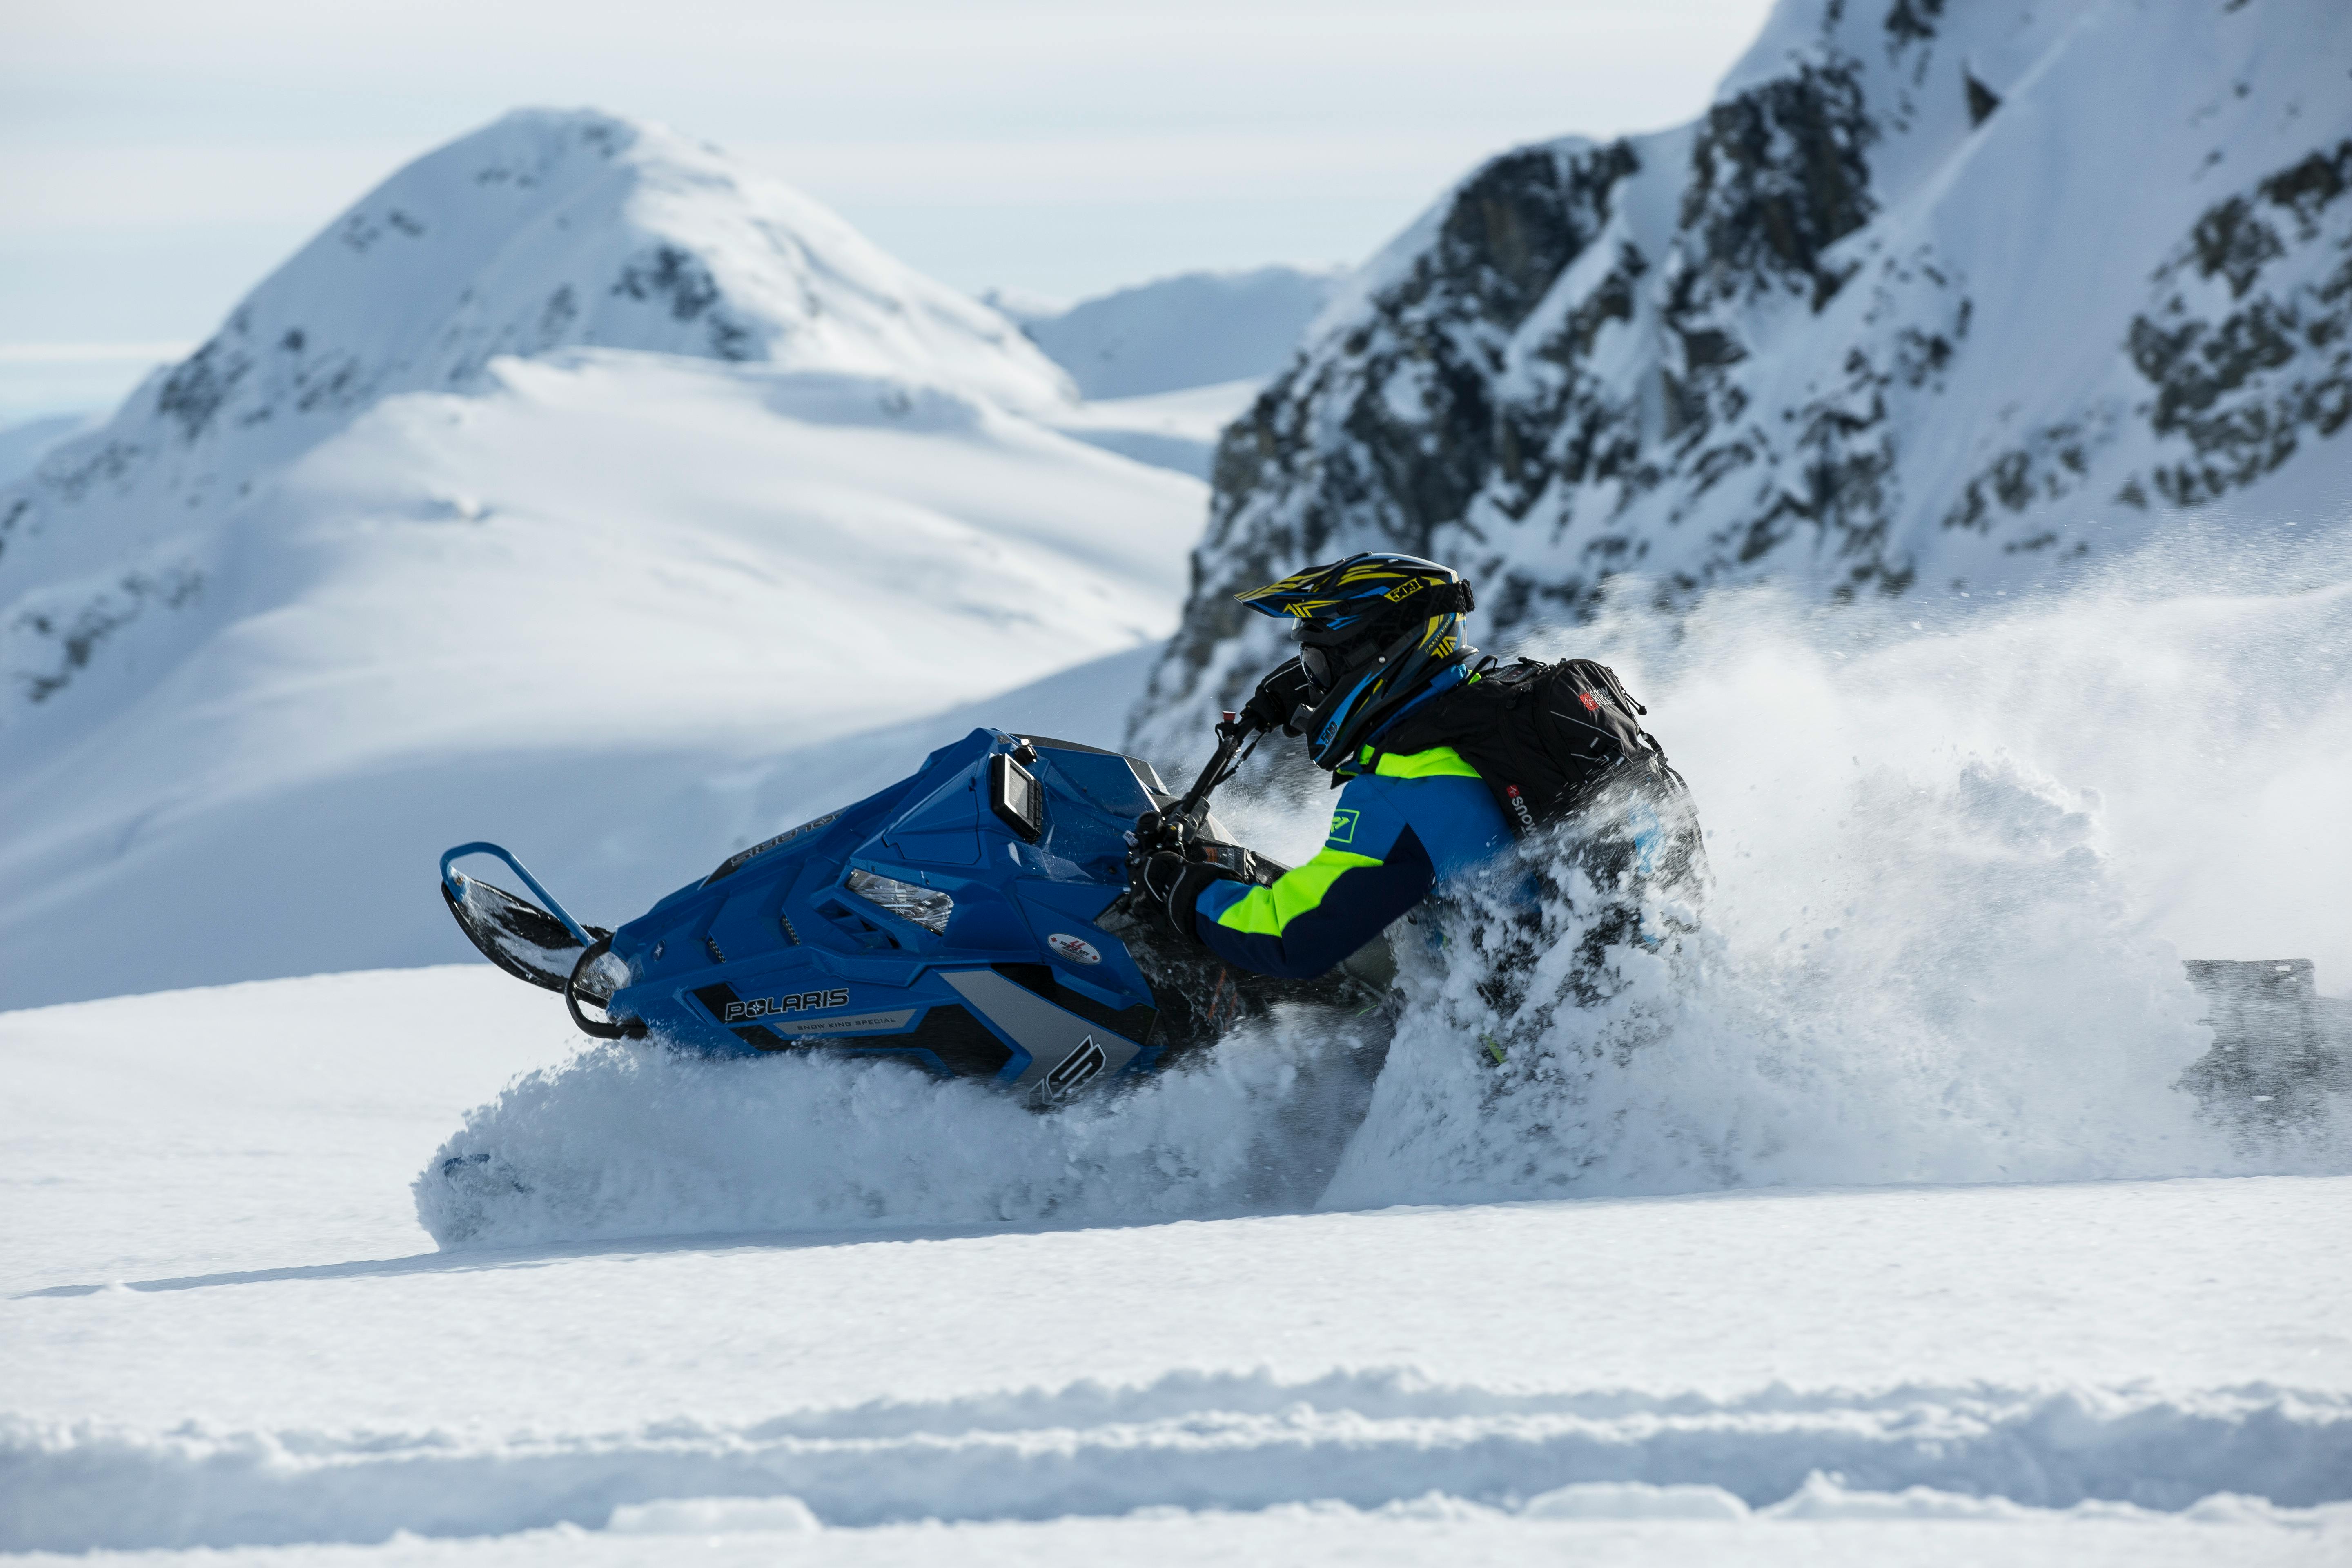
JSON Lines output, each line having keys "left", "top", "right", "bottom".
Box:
{"left": 1127, "top": 811, "right": 1190, "bottom": 912}
{"left": 1241, "top": 657, "right": 1315, "bottom": 737}
{"left": 1133, "top": 851, "right": 1235, "bottom": 946}
{"left": 1133, "top": 849, "right": 1189, "bottom": 906}
{"left": 1129, "top": 808, "right": 1192, "bottom": 860}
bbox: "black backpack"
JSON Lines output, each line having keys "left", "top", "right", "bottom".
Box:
{"left": 1371, "top": 657, "right": 1683, "bottom": 837}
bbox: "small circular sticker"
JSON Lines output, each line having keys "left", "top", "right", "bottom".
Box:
{"left": 1046, "top": 932, "right": 1102, "bottom": 965}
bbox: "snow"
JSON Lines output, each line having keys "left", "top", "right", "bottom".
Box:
{"left": 2, "top": 968, "right": 2348, "bottom": 1561}
{"left": 994, "top": 265, "right": 1348, "bottom": 477}
{"left": 993, "top": 265, "right": 1343, "bottom": 400}
{"left": 1, "top": 969, "right": 559, "bottom": 1287}
{"left": 0, "top": 413, "right": 92, "bottom": 490}
{"left": 1043, "top": 377, "right": 1263, "bottom": 478}
{"left": 20, "top": 1501, "right": 2345, "bottom": 1568}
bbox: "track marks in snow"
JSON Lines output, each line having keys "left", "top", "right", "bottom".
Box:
{"left": 5, "top": 1374, "right": 2346, "bottom": 1552}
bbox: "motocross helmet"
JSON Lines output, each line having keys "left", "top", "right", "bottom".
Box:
{"left": 1234, "top": 552, "right": 1475, "bottom": 770}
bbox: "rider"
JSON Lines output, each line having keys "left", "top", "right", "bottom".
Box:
{"left": 1131, "top": 552, "right": 1511, "bottom": 979}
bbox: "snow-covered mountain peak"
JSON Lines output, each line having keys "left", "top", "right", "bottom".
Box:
{"left": 147, "top": 107, "right": 1069, "bottom": 461}
{"left": 1, "top": 109, "right": 1070, "bottom": 571}
{"left": 0, "top": 106, "right": 1091, "bottom": 734}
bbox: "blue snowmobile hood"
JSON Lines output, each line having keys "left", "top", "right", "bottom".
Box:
{"left": 600, "top": 729, "right": 1176, "bottom": 1091}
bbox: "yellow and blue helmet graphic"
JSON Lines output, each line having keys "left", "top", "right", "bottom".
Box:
{"left": 1234, "top": 552, "right": 1476, "bottom": 768}
{"left": 1234, "top": 552, "right": 1472, "bottom": 639}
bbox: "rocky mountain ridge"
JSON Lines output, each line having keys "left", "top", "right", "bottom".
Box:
{"left": 1135, "top": 0, "right": 2352, "bottom": 745}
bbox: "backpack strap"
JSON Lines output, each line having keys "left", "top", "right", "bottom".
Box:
{"left": 1361, "top": 655, "right": 1684, "bottom": 837}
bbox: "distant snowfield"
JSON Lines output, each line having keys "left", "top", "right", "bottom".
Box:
{"left": 992, "top": 266, "right": 1343, "bottom": 400}
{"left": 0, "top": 412, "right": 95, "bottom": 490}
{"left": 2, "top": 969, "right": 2348, "bottom": 1564}
{"left": 1045, "top": 377, "right": 1261, "bottom": 478}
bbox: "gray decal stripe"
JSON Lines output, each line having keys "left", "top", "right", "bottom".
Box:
{"left": 940, "top": 970, "right": 1142, "bottom": 1090}
{"left": 782, "top": 1009, "right": 918, "bottom": 1037}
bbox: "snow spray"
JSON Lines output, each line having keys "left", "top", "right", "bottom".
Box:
{"left": 420, "top": 523, "right": 2352, "bottom": 1247}
{"left": 416, "top": 1013, "right": 1383, "bottom": 1247}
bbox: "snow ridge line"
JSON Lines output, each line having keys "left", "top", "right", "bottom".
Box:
{"left": 4, "top": 1379, "right": 2345, "bottom": 1551}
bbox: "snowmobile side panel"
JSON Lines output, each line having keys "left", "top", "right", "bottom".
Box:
{"left": 940, "top": 969, "right": 1142, "bottom": 1096}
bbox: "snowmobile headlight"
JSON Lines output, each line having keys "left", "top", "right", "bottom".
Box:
{"left": 844, "top": 869, "right": 953, "bottom": 935}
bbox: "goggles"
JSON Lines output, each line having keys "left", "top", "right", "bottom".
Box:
{"left": 1298, "top": 642, "right": 1341, "bottom": 691}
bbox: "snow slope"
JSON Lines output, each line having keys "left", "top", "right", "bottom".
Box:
{"left": 993, "top": 265, "right": 1343, "bottom": 399}
{"left": 1044, "top": 377, "right": 1264, "bottom": 478}
{"left": 2, "top": 968, "right": 2348, "bottom": 1561}
{"left": 1145, "top": 0, "right": 2352, "bottom": 731}
{"left": 0, "top": 111, "right": 1203, "bottom": 1011}
{"left": 0, "top": 413, "right": 91, "bottom": 491}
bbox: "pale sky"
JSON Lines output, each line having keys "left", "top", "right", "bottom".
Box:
{"left": 0, "top": 0, "right": 1777, "bottom": 418}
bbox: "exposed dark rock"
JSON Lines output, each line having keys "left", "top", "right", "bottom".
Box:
{"left": 13, "top": 567, "right": 203, "bottom": 704}
{"left": 615, "top": 245, "right": 721, "bottom": 321}
{"left": 1929, "top": 139, "right": 2349, "bottom": 535}
{"left": 2189, "top": 196, "right": 2287, "bottom": 300}
{"left": 1165, "top": 139, "right": 1644, "bottom": 702}
{"left": 1884, "top": 0, "right": 1943, "bottom": 48}
{"left": 45, "top": 438, "right": 143, "bottom": 505}
{"left": 1964, "top": 69, "right": 2000, "bottom": 126}
{"left": 294, "top": 355, "right": 367, "bottom": 414}
{"left": 2129, "top": 139, "right": 2352, "bottom": 506}
{"left": 156, "top": 340, "right": 253, "bottom": 441}
{"left": 611, "top": 246, "right": 760, "bottom": 360}
{"left": 1675, "top": 62, "right": 1877, "bottom": 314}
{"left": 2260, "top": 141, "right": 2352, "bottom": 228}
{"left": 538, "top": 285, "right": 578, "bottom": 347}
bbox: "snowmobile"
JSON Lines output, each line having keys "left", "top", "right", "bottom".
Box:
{"left": 438, "top": 720, "right": 1388, "bottom": 1102}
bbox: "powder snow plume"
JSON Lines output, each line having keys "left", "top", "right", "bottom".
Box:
{"left": 419, "top": 527, "right": 2352, "bottom": 1248}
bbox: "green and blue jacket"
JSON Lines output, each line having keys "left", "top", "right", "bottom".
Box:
{"left": 1192, "top": 675, "right": 1511, "bottom": 979}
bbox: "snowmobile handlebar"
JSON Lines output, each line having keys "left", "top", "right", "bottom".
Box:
{"left": 1171, "top": 709, "right": 1270, "bottom": 823}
